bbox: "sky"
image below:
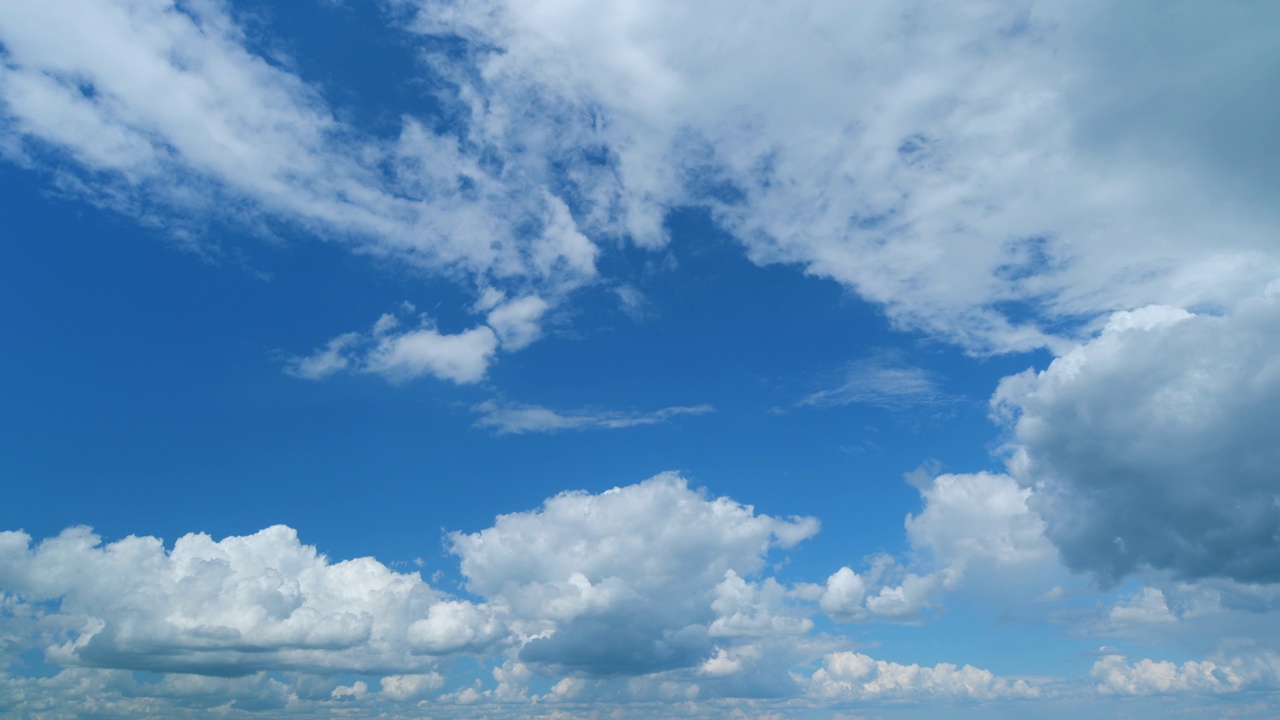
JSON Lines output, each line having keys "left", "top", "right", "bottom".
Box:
{"left": 1, "top": 1, "right": 1279, "bottom": 718}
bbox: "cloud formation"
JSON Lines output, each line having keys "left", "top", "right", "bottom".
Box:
{"left": 810, "top": 651, "right": 1039, "bottom": 700}
{"left": 995, "top": 298, "right": 1280, "bottom": 583}
{"left": 0, "top": 0, "right": 597, "bottom": 304}
{"left": 0, "top": 524, "right": 499, "bottom": 676}
{"left": 402, "top": 0, "right": 1280, "bottom": 352}
{"left": 1093, "top": 653, "right": 1280, "bottom": 696}
{"left": 819, "top": 470, "right": 1057, "bottom": 622}
{"left": 449, "top": 473, "right": 818, "bottom": 677}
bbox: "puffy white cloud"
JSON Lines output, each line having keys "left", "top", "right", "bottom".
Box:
{"left": 485, "top": 295, "right": 551, "bottom": 351}
{"left": 402, "top": 0, "right": 1280, "bottom": 352}
{"left": 0, "top": 524, "right": 500, "bottom": 676}
{"left": 1092, "top": 653, "right": 1280, "bottom": 695}
{"left": 994, "top": 297, "right": 1280, "bottom": 583}
{"left": 363, "top": 324, "right": 498, "bottom": 384}
{"left": 820, "top": 471, "right": 1057, "bottom": 621}
{"left": 810, "top": 651, "right": 1040, "bottom": 700}
{"left": 472, "top": 400, "right": 714, "bottom": 434}
{"left": 380, "top": 672, "right": 445, "bottom": 701}
{"left": 288, "top": 306, "right": 500, "bottom": 384}
{"left": 449, "top": 472, "right": 819, "bottom": 675}
{"left": 905, "top": 471, "right": 1056, "bottom": 585}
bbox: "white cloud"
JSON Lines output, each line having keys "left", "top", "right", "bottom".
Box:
{"left": 449, "top": 472, "right": 819, "bottom": 676}
{"left": 993, "top": 296, "right": 1280, "bottom": 583}
{"left": 364, "top": 324, "right": 498, "bottom": 384}
{"left": 905, "top": 471, "right": 1056, "bottom": 585}
{"left": 401, "top": 0, "right": 1280, "bottom": 352}
{"left": 819, "top": 471, "right": 1058, "bottom": 622}
{"left": 1108, "top": 587, "right": 1177, "bottom": 625}
{"left": 799, "top": 356, "right": 944, "bottom": 410}
{"left": 472, "top": 400, "right": 714, "bottom": 434}
{"left": 485, "top": 295, "right": 550, "bottom": 350}
{"left": 810, "top": 651, "right": 1040, "bottom": 700}
{"left": 0, "top": 0, "right": 598, "bottom": 303}
{"left": 0, "top": 524, "right": 499, "bottom": 676}
{"left": 380, "top": 672, "right": 445, "bottom": 701}
{"left": 288, "top": 307, "right": 500, "bottom": 384}
{"left": 1092, "top": 653, "right": 1280, "bottom": 696}
{"left": 284, "top": 332, "right": 360, "bottom": 380}
{"left": 6, "top": 0, "right": 1279, "bottom": 369}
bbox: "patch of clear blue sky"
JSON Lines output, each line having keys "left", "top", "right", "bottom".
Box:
{"left": 0, "top": 165, "right": 1040, "bottom": 566}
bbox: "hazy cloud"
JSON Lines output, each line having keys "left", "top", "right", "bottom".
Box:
{"left": 472, "top": 400, "right": 714, "bottom": 434}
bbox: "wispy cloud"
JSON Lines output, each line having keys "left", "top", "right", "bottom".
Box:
{"left": 472, "top": 400, "right": 714, "bottom": 435}
{"left": 798, "top": 356, "right": 947, "bottom": 411}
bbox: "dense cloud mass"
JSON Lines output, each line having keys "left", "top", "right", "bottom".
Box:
{"left": 995, "top": 299, "right": 1280, "bottom": 583}
{"left": 0, "top": 524, "right": 500, "bottom": 675}
{"left": 450, "top": 473, "right": 818, "bottom": 676}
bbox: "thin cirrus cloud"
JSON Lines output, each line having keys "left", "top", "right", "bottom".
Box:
{"left": 471, "top": 400, "right": 715, "bottom": 435}
{"left": 797, "top": 356, "right": 947, "bottom": 411}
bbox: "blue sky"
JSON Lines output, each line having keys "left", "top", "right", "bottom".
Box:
{"left": 2, "top": 1, "right": 1279, "bottom": 717}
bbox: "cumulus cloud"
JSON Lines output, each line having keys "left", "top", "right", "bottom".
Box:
{"left": 810, "top": 651, "right": 1040, "bottom": 700}
{"left": 1092, "top": 653, "right": 1280, "bottom": 695}
{"left": 994, "top": 297, "right": 1280, "bottom": 583}
{"left": 449, "top": 472, "right": 819, "bottom": 676}
{"left": 0, "top": 524, "right": 500, "bottom": 676}
{"left": 472, "top": 400, "right": 714, "bottom": 434}
{"left": 0, "top": 474, "right": 831, "bottom": 707}
{"left": 819, "top": 471, "right": 1057, "bottom": 621}
{"left": 288, "top": 306, "right": 501, "bottom": 384}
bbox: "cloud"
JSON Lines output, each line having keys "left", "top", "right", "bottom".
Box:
{"left": 0, "top": 473, "right": 827, "bottom": 704}
{"left": 1092, "top": 653, "right": 1280, "bottom": 696}
{"left": 0, "top": 525, "right": 501, "bottom": 676}
{"left": 0, "top": 0, "right": 597, "bottom": 297}
{"left": 6, "top": 0, "right": 1279, "bottom": 363}
{"left": 994, "top": 297, "right": 1280, "bottom": 583}
{"left": 819, "top": 471, "right": 1057, "bottom": 622}
{"left": 484, "top": 295, "right": 550, "bottom": 351}
{"left": 810, "top": 651, "right": 1040, "bottom": 700}
{"left": 401, "top": 0, "right": 1280, "bottom": 352}
{"left": 798, "top": 356, "right": 945, "bottom": 410}
{"left": 448, "top": 472, "right": 819, "bottom": 676}
{"left": 287, "top": 306, "right": 500, "bottom": 384}
{"left": 472, "top": 400, "right": 714, "bottom": 434}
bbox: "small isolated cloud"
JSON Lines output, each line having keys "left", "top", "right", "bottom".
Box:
{"left": 286, "top": 305, "right": 502, "bottom": 385}
{"left": 799, "top": 356, "right": 945, "bottom": 411}
{"left": 472, "top": 400, "right": 714, "bottom": 434}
